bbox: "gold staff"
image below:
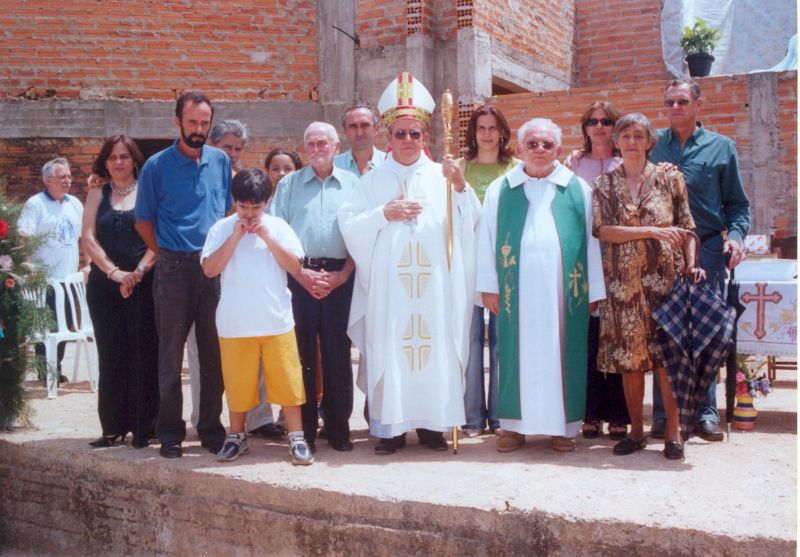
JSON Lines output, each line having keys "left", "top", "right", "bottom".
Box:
{"left": 441, "top": 89, "right": 458, "bottom": 455}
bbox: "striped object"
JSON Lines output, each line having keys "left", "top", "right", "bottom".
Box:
{"left": 733, "top": 395, "right": 758, "bottom": 430}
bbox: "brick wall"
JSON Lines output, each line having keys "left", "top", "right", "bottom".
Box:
{"left": 575, "top": 0, "right": 670, "bottom": 87}
{"left": 472, "top": 0, "right": 576, "bottom": 78}
{"left": 493, "top": 72, "right": 797, "bottom": 235}
{"left": 357, "top": 0, "right": 407, "bottom": 48}
{"left": 0, "top": 0, "right": 319, "bottom": 101}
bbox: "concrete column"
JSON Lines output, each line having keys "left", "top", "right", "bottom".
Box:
{"left": 456, "top": 27, "right": 492, "bottom": 105}
{"left": 316, "top": 0, "right": 357, "bottom": 125}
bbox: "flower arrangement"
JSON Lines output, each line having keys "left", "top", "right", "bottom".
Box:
{"left": 0, "top": 180, "right": 51, "bottom": 430}
{"left": 735, "top": 365, "right": 771, "bottom": 398}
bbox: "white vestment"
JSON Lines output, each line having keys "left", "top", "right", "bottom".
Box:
{"left": 338, "top": 153, "right": 480, "bottom": 437}
{"left": 476, "top": 162, "right": 605, "bottom": 437}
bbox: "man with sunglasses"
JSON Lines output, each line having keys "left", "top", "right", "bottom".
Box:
{"left": 649, "top": 78, "right": 750, "bottom": 442}
{"left": 476, "top": 118, "right": 605, "bottom": 453}
{"left": 338, "top": 72, "right": 480, "bottom": 456}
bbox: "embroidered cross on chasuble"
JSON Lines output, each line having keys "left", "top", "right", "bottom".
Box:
{"left": 495, "top": 175, "right": 590, "bottom": 422}
{"left": 397, "top": 241, "right": 433, "bottom": 371}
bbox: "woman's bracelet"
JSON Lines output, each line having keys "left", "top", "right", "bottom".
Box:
{"left": 107, "top": 266, "right": 119, "bottom": 279}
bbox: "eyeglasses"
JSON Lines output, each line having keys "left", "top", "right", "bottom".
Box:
{"left": 392, "top": 129, "right": 423, "bottom": 140}
{"left": 525, "top": 140, "right": 556, "bottom": 150}
{"left": 664, "top": 98, "right": 693, "bottom": 107}
{"left": 586, "top": 118, "right": 614, "bottom": 127}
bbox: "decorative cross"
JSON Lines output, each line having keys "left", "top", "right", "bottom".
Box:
{"left": 401, "top": 314, "right": 431, "bottom": 371}
{"left": 741, "top": 282, "right": 783, "bottom": 340}
{"left": 569, "top": 266, "right": 583, "bottom": 298}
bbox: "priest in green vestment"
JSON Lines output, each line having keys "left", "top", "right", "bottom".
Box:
{"left": 476, "top": 118, "right": 606, "bottom": 453}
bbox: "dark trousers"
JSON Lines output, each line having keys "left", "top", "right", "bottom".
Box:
{"left": 585, "top": 316, "right": 630, "bottom": 425}
{"left": 34, "top": 284, "right": 73, "bottom": 374}
{"left": 87, "top": 271, "right": 159, "bottom": 442}
{"left": 153, "top": 249, "right": 225, "bottom": 446}
{"left": 288, "top": 266, "right": 354, "bottom": 444}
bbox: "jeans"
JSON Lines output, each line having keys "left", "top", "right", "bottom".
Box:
{"left": 463, "top": 306, "right": 499, "bottom": 430}
{"left": 153, "top": 249, "right": 225, "bottom": 446}
{"left": 288, "top": 262, "right": 354, "bottom": 444}
{"left": 653, "top": 234, "right": 725, "bottom": 425}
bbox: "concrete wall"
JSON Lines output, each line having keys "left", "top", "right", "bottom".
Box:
{"left": 492, "top": 71, "right": 797, "bottom": 237}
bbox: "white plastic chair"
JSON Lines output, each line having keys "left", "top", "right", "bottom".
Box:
{"left": 61, "top": 272, "right": 99, "bottom": 395}
{"left": 23, "top": 274, "right": 98, "bottom": 398}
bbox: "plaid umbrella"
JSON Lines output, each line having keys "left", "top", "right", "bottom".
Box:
{"left": 652, "top": 269, "right": 736, "bottom": 434}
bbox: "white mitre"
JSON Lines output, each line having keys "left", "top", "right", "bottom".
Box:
{"left": 377, "top": 71, "right": 435, "bottom": 126}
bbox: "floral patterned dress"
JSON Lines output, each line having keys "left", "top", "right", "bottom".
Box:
{"left": 592, "top": 162, "right": 695, "bottom": 374}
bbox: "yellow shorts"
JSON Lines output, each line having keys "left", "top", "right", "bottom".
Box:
{"left": 218, "top": 331, "right": 305, "bottom": 412}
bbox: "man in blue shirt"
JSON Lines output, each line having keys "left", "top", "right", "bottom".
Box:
{"left": 649, "top": 78, "right": 750, "bottom": 442}
{"left": 135, "top": 91, "right": 232, "bottom": 459}
{"left": 333, "top": 104, "right": 386, "bottom": 177}
{"left": 271, "top": 121, "right": 358, "bottom": 453}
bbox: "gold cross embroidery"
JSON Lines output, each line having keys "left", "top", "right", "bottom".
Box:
{"left": 569, "top": 264, "right": 583, "bottom": 298}
{"left": 398, "top": 73, "right": 413, "bottom": 104}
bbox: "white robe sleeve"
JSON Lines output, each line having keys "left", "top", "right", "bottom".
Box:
{"left": 581, "top": 179, "right": 606, "bottom": 303}
{"left": 475, "top": 178, "right": 501, "bottom": 295}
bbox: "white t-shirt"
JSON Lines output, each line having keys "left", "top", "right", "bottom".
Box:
{"left": 202, "top": 213, "right": 304, "bottom": 338}
{"left": 17, "top": 192, "right": 83, "bottom": 280}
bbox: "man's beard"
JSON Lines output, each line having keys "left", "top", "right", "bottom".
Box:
{"left": 181, "top": 128, "right": 206, "bottom": 149}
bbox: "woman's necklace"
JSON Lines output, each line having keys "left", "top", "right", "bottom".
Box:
{"left": 110, "top": 181, "right": 137, "bottom": 196}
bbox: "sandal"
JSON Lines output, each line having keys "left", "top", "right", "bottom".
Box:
{"left": 581, "top": 420, "right": 601, "bottom": 439}
{"left": 608, "top": 424, "right": 628, "bottom": 441}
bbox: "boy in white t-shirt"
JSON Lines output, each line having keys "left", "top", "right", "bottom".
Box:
{"left": 201, "top": 168, "right": 312, "bottom": 465}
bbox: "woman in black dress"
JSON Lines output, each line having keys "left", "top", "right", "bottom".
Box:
{"left": 83, "top": 135, "right": 158, "bottom": 448}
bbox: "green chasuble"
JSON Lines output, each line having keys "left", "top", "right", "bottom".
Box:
{"left": 495, "top": 175, "right": 590, "bottom": 422}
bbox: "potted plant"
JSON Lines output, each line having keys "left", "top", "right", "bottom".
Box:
{"left": 680, "top": 17, "right": 721, "bottom": 77}
{"left": 732, "top": 355, "right": 771, "bottom": 430}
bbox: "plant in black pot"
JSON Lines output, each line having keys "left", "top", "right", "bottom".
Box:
{"left": 680, "top": 18, "right": 721, "bottom": 77}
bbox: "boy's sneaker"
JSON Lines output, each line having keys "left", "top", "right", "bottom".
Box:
{"left": 289, "top": 436, "right": 314, "bottom": 466}
{"left": 217, "top": 433, "right": 249, "bottom": 462}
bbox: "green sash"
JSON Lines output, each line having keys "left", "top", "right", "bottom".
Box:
{"left": 495, "top": 175, "right": 589, "bottom": 422}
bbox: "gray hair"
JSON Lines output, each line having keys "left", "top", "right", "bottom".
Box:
{"left": 517, "top": 118, "right": 562, "bottom": 147}
{"left": 304, "top": 121, "right": 339, "bottom": 144}
{"left": 612, "top": 112, "right": 657, "bottom": 154}
{"left": 41, "top": 157, "right": 70, "bottom": 184}
{"left": 209, "top": 119, "right": 248, "bottom": 145}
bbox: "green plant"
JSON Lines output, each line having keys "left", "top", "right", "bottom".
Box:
{"left": 0, "top": 179, "right": 50, "bottom": 430}
{"left": 680, "top": 17, "right": 721, "bottom": 56}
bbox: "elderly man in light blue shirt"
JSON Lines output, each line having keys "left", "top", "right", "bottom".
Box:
{"left": 333, "top": 104, "right": 386, "bottom": 177}
{"left": 271, "top": 121, "right": 358, "bottom": 453}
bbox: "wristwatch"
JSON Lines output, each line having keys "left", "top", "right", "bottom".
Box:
{"left": 137, "top": 263, "right": 148, "bottom": 275}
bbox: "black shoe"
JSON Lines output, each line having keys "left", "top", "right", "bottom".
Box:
{"left": 612, "top": 436, "right": 647, "bottom": 456}
{"left": 693, "top": 420, "right": 724, "bottom": 442}
{"left": 650, "top": 420, "right": 666, "bottom": 439}
{"left": 423, "top": 432, "right": 447, "bottom": 451}
{"left": 201, "top": 438, "right": 225, "bottom": 454}
{"left": 131, "top": 436, "right": 150, "bottom": 449}
{"left": 375, "top": 437, "right": 396, "bottom": 455}
{"left": 89, "top": 434, "right": 124, "bottom": 448}
{"left": 664, "top": 441, "right": 685, "bottom": 460}
{"left": 248, "top": 423, "right": 285, "bottom": 437}
{"left": 159, "top": 444, "right": 182, "bottom": 458}
{"left": 58, "top": 374, "right": 69, "bottom": 384}
{"left": 329, "top": 439, "right": 354, "bottom": 452}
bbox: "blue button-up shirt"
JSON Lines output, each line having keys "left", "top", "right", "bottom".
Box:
{"left": 650, "top": 123, "right": 750, "bottom": 243}
{"left": 270, "top": 165, "right": 357, "bottom": 258}
{"left": 333, "top": 148, "right": 386, "bottom": 177}
{"left": 135, "top": 140, "right": 232, "bottom": 252}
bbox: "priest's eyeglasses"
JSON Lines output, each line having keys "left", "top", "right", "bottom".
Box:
{"left": 586, "top": 118, "right": 614, "bottom": 127}
{"left": 392, "top": 129, "right": 423, "bottom": 140}
{"left": 525, "top": 140, "right": 556, "bottom": 150}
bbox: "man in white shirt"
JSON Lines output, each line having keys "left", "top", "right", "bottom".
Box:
{"left": 18, "top": 158, "right": 86, "bottom": 381}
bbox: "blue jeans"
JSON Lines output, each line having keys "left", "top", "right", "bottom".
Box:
{"left": 463, "top": 306, "right": 499, "bottom": 430}
{"left": 653, "top": 234, "right": 725, "bottom": 425}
